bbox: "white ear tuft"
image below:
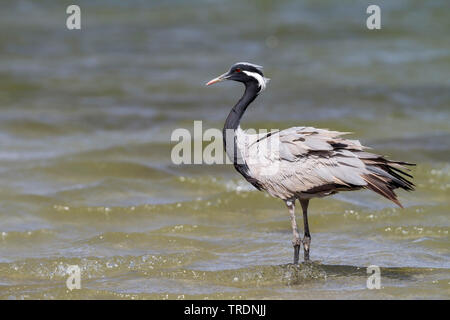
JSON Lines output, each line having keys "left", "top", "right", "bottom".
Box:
{"left": 243, "top": 71, "right": 269, "bottom": 92}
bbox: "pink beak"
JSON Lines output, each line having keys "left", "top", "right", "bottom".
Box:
{"left": 205, "top": 73, "right": 229, "bottom": 86}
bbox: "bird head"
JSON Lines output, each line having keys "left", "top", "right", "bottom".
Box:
{"left": 206, "top": 62, "right": 270, "bottom": 93}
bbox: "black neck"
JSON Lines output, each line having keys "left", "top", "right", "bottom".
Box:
{"left": 222, "top": 82, "right": 262, "bottom": 190}
{"left": 223, "top": 82, "right": 259, "bottom": 135}
{"left": 222, "top": 81, "right": 258, "bottom": 167}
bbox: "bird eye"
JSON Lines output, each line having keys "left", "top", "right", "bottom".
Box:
{"left": 235, "top": 68, "right": 241, "bottom": 73}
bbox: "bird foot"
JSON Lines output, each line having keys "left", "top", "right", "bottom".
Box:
{"left": 292, "top": 238, "right": 302, "bottom": 264}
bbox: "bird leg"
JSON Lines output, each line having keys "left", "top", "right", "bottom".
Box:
{"left": 300, "top": 199, "right": 311, "bottom": 262}
{"left": 286, "top": 200, "right": 301, "bottom": 264}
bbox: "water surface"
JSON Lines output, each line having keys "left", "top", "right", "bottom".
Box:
{"left": 0, "top": 0, "right": 449, "bottom": 299}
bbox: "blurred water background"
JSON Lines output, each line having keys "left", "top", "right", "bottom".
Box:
{"left": 0, "top": 0, "right": 449, "bottom": 299}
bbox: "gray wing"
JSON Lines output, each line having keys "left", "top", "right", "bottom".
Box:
{"left": 242, "top": 126, "right": 414, "bottom": 205}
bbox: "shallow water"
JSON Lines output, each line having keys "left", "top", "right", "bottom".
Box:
{"left": 0, "top": 0, "right": 449, "bottom": 299}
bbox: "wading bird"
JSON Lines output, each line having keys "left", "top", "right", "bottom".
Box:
{"left": 206, "top": 62, "right": 415, "bottom": 264}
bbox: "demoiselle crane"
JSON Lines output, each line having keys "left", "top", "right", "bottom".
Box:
{"left": 206, "top": 62, "right": 415, "bottom": 264}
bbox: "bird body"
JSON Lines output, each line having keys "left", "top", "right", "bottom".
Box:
{"left": 234, "top": 125, "right": 413, "bottom": 205}
{"left": 206, "top": 62, "right": 415, "bottom": 263}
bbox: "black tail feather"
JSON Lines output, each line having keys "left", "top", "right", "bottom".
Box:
{"left": 360, "top": 156, "right": 415, "bottom": 207}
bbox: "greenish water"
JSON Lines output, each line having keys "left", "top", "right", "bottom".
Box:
{"left": 0, "top": 0, "right": 449, "bottom": 299}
